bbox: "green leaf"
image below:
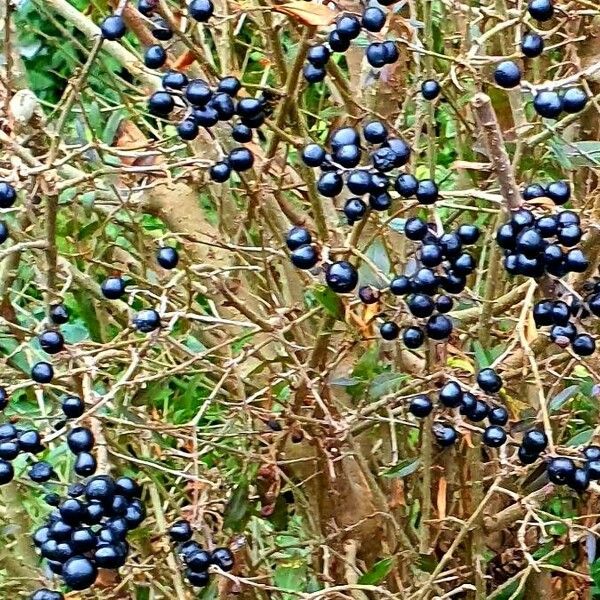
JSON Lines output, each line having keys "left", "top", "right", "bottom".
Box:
{"left": 567, "top": 429, "right": 594, "bottom": 447}
{"left": 61, "top": 321, "right": 90, "bottom": 344}
{"left": 357, "top": 558, "right": 394, "bottom": 585}
{"left": 223, "top": 478, "right": 251, "bottom": 532}
{"left": 312, "top": 284, "right": 344, "bottom": 319}
{"left": 549, "top": 385, "right": 579, "bottom": 412}
{"left": 352, "top": 346, "right": 380, "bottom": 381}
{"left": 368, "top": 372, "right": 407, "bottom": 399}
{"left": 77, "top": 219, "right": 102, "bottom": 240}
{"left": 274, "top": 565, "right": 307, "bottom": 592}
{"left": 384, "top": 458, "right": 420, "bottom": 479}
{"left": 103, "top": 110, "right": 123, "bottom": 145}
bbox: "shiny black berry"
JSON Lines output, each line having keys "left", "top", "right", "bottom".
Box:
{"left": 211, "top": 547, "right": 235, "bottom": 571}
{"left": 546, "top": 456, "right": 575, "bottom": 485}
{"left": 32, "top": 361, "right": 54, "bottom": 383}
{"left": 0, "top": 182, "right": 16, "bottom": 208}
{"left": 38, "top": 330, "right": 64, "bottom": 354}
{"left": 439, "top": 381, "right": 463, "bottom": 408}
{"left": 521, "top": 32, "right": 544, "bottom": 57}
{"left": 421, "top": 79, "right": 440, "bottom": 100}
{"left": 409, "top": 395, "right": 433, "bottom": 417}
{"left": 482, "top": 425, "right": 507, "bottom": 447}
{"left": 49, "top": 303, "right": 70, "bottom": 324}
{"left": 100, "top": 15, "right": 126, "bottom": 40}
{"left": 477, "top": 368, "right": 502, "bottom": 393}
{"left": 534, "top": 91, "right": 562, "bottom": 119}
{"left": 144, "top": 45, "right": 167, "bottom": 68}
{"left": 157, "top": 247, "right": 179, "bottom": 269}
{"left": 325, "top": 261, "right": 358, "bottom": 293}
{"left": 101, "top": 276, "right": 126, "bottom": 299}
{"left": 62, "top": 555, "right": 98, "bottom": 590}
{"left": 494, "top": 61, "right": 521, "bottom": 88}
{"left": 67, "top": 427, "right": 95, "bottom": 454}
{"left": 133, "top": 309, "right": 161, "bottom": 333}
{"left": 434, "top": 423, "right": 458, "bottom": 447}
{"left": 380, "top": 321, "right": 400, "bottom": 340}
{"left": 189, "top": 0, "right": 214, "bottom": 21}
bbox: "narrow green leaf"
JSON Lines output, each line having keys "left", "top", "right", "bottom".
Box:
{"left": 384, "top": 458, "right": 420, "bottom": 479}
{"left": 567, "top": 429, "right": 594, "bottom": 447}
{"left": 357, "top": 558, "right": 394, "bottom": 584}
{"left": 368, "top": 372, "right": 407, "bottom": 399}
{"left": 549, "top": 385, "right": 579, "bottom": 412}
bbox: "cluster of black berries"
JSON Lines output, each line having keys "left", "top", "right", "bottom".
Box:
{"left": 31, "top": 475, "right": 144, "bottom": 593}
{"left": 491, "top": 0, "right": 588, "bottom": 119}
{"left": 496, "top": 204, "right": 588, "bottom": 278}
{"left": 533, "top": 298, "right": 596, "bottom": 355}
{"left": 169, "top": 519, "right": 235, "bottom": 588}
{"left": 409, "top": 368, "right": 508, "bottom": 449}
{"left": 100, "top": 0, "right": 214, "bottom": 43}
{"left": 303, "top": 6, "right": 398, "bottom": 83}
{"left": 302, "top": 123, "right": 440, "bottom": 214}
{"left": 376, "top": 220, "right": 480, "bottom": 346}
{"left": 99, "top": 244, "right": 181, "bottom": 333}
{"left": 0, "top": 181, "right": 14, "bottom": 244}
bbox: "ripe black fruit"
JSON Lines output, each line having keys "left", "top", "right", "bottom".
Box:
{"left": 528, "top": 0, "right": 554, "bottom": 21}
{"left": 301, "top": 144, "right": 325, "bottom": 167}
{"left": 187, "top": 569, "right": 210, "bottom": 587}
{"left": 409, "top": 395, "right": 433, "bottom": 417}
{"left": 189, "top": 0, "right": 214, "bottom": 21}
{"left": 328, "top": 30, "right": 350, "bottom": 53}
{"left": 209, "top": 162, "right": 231, "bottom": 182}
{"left": 358, "top": 286, "right": 379, "bottom": 304}
{"left": 62, "top": 556, "right": 98, "bottom": 590}
{"left": 389, "top": 275, "right": 411, "bottom": 295}
{"left": 211, "top": 547, "right": 235, "bottom": 571}
{"left": 186, "top": 549, "right": 211, "bottom": 571}
{"left": 362, "top": 6, "right": 386, "bottom": 32}
{"left": 291, "top": 245, "right": 318, "bottom": 269}
{"left": 546, "top": 180, "right": 570, "bottom": 205}
{"left": 477, "top": 368, "right": 502, "bottom": 393}
{"left": 0, "top": 459, "right": 14, "bottom": 484}
{"left": 30, "top": 589, "right": 64, "bottom": 600}
{"left": 101, "top": 276, "right": 126, "bottom": 299}
{"left": 457, "top": 224, "right": 480, "bottom": 245}
{"left": 482, "top": 425, "right": 507, "bottom": 447}
{"left": 344, "top": 198, "right": 367, "bottom": 224}
{"left": 231, "top": 124, "right": 252, "bottom": 143}
{"left": 380, "top": 321, "right": 399, "bottom": 340}
{"left": 407, "top": 294, "right": 435, "bottom": 318}
{"left": 561, "top": 88, "right": 587, "bottom": 114}
{"left": 403, "top": 326, "right": 424, "bottom": 349}
{"left": 100, "top": 15, "right": 126, "bottom": 40}
{"left": 18, "top": 429, "right": 43, "bottom": 453}
{"left": 404, "top": 217, "right": 428, "bottom": 240}
{"left": 144, "top": 45, "right": 167, "bottom": 68}
{"left": 307, "top": 45, "right": 330, "bottom": 67}
{"left": 133, "top": 309, "right": 161, "bottom": 333}
{"left": 169, "top": 519, "right": 193, "bottom": 542}
{"left": 521, "top": 32, "right": 544, "bottom": 57}
{"left": 286, "top": 227, "right": 311, "bottom": 251}
{"left": 421, "top": 79, "right": 441, "bottom": 100}
{"left": 439, "top": 233, "right": 462, "bottom": 258}
{"left": 31, "top": 361, "right": 54, "bottom": 383}
{"left": 522, "top": 429, "right": 547, "bottom": 453}
{"left": 395, "top": 173, "right": 418, "bottom": 198}
{"left": 426, "top": 314, "right": 453, "bottom": 340}
{"left": 49, "top": 303, "right": 69, "bottom": 324}
{"left": 177, "top": 120, "right": 199, "bottom": 141}
{"left": 317, "top": 172, "right": 343, "bottom": 197}
{"left": 39, "top": 330, "right": 64, "bottom": 354}
{"left": 157, "top": 247, "right": 179, "bottom": 269}
{"left": 488, "top": 406, "right": 508, "bottom": 426}
{"left": 151, "top": 17, "right": 173, "bottom": 40}
{"left": 334, "top": 144, "right": 361, "bottom": 168}
{"left": 493, "top": 61, "right": 521, "bottom": 88}
{"left": 435, "top": 295, "right": 453, "bottom": 313}
{"left": 434, "top": 424, "right": 458, "bottom": 447}
{"left": 439, "top": 381, "right": 463, "bottom": 408}
{"left": 534, "top": 91, "right": 562, "bottom": 119}
{"left": 29, "top": 461, "right": 55, "bottom": 482}
{"left": 75, "top": 453, "right": 97, "bottom": 476}
{"left": 416, "top": 179, "right": 438, "bottom": 204}
{"left": 546, "top": 456, "right": 575, "bottom": 485}
{"left": 326, "top": 261, "right": 358, "bottom": 293}
{"left": 0, "top": 182, "right": 16, "bottom": 208}
{"left": 572, "top": 334, "right": 595, "bottom": 356}
{"left": 148, "top": 91, "right": 175, "bottom": 116}
{"left": 67, "top": 427, "right": 95, "bottom": 454}
{"left": 162, "top": 70, "right": 188, "bottom": 90}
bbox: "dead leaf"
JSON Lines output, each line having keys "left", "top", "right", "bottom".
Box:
{"left": 437, "top": 476, "right": 447, "bottom": 520}
{"left": 272, "top": 2, "right": 336, "bottom": 26}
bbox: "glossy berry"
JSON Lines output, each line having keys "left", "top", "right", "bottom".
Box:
{"left": 536, "top": 215, "right": 558, "bottom": 237}
{"left": 157, "top": 247, "right": 179, "bottom": 269}
{"left": 75, "top": 453, "right": 97, "bottom": 476}
{"left": 363, "top": 121, "right": 388, "bottom": 144}
{"left": 434, "top": 424, "right": 458, "bottom": 447}
{"left": 291, "top": 245, "right": 318, "bottom": 269}
{"left": 572, "top": 333, "right": 595, "bottom": 356}
{"left": 522, "top": 429, "right": 548, "bottom": 453}
{"left": 217, "top": 76, "right": 241, "bottom": 96}
{"left": 189, "top": 0, "right": 214, "bottom": 21}
{"left": 186, "top": 548, "right": 211, "bottom": 571}
{"left": 534, "top": 91, "right": 562, "bottom": 119}
{"left": 32, "top": 361, "right": 53, "bottom": 383}
{"left": 435, "top": 295, "right": 453, "bottom": 313}
{"left": 334, "top": 144, "right": 361, "bottom": 168}
{"left": 67, "top": 427, "right": 94, "bottom": 454}
{"left": 562, "top": 88, "right": 588, "bottom": 113}
{"left": 403, "top": 326, "right": 424, "bottom": 349}
{"left": 307, "top": 45, "right": 330, "bottom": 67}
{"left": 488, "top": 406, "right": 509, "bottom": 426}
{"left": 546, "top": 456, "right": 575, "bottom": 485}
{"left": 522, "top": 183, "right": 546, "bottom": 200}
{"left": 565, "top": 249, "right": 588, "bottom": 273}
{"left": 209, "top": 162, "right": 231, "bottom": 183}
{"left": 380, "top": 321, "right": 400, "bottom": 340}
{"left": 211, "top": 547, "right": 235, "bottom": 571}
{"left": 528, "top": 0, "right": 554, "bottom": 21}
{"left": 465, "top": 400, "right": 489, "bottom": 422}
{"left": 286, "top": 227, "right": 311, "bottom": 251}
{"left": 0, "top": 459, "right": 14, "bottom": 484}
{"left": 521, "top": 32, "right": 544, "bottom": 57}
{"left": 409, "top": 395, "right": 433, "bottom": 417}
{"left": 362, "top": 6, "right": 386, "bottom": 32}
{"left": 210, "top": 93, "right": 235, "bottom": 120}
{"left": 416, "top": 179, "right": 438, "bottom": 204}
{"left": 303, "top": 64, "right": 326, "bottom": 83}
{"left": 570, "top": 467, "right": 590, "bottom": 492}
{"left": 62, "top": 556, "right": 98, "bottom": 590}
{"left": 336, "top": 15, "right": 361, "bottom": 40}
{"left": 477, "top": 368, "right": 502, "bottom": 393}
{"left": 546, "top": 180, "right": 570, "bottom": 205}
{"left": 317, "top": 172, "right": 343, "bottom": 197}
{"left": 162, "top": 70, "right": 188, "bottom": 90}
{"left": 385, "top": 138, "right": 411, "bottom": 167}
{"left": 366, "top": 43, "right": 387, "bottom": 68}
{"left": 331, "top": 127, "right": 359, "bottom": 150}
{"left": 138, "top": 0, "right": 156, "bottom": 15}
{"left": 412, "top": 268, "right": 438, "bottom": 295}
{"left": 482, "top": 425, "right": 507, "bottom": 447}
{"left": 326, "top": 261, "right": 358, "bottom": 293}
{"left": 389, "top": 275, "right": 411, "bottom": 295}
{"left": 394, "top": 173, "right": 418, "bottom": 198}
{"left": 426, "top": 314, "right": 453, "bottom": 340}
{"left": 148, "top": 91, "right": 175, "bottom": 116}
{"left": 407, "top": 294, "right": 434, "bottom": 318}
{"left": 100, "top": 15, "right": 126, "bottom": 40}
{"left": 344, "top": 198, "right": 367, "bottom": 224}
{"left": 421, "top": 79, "right": 441, "bottom": 100}
{"left": 457, "top": 224, "right": 480, "bottom": 245}
{"left": 346, "top": 170, "right": 371, "bottom": 195}
{"left": 38, "top": 330, "right": 64, "bottom": 354}
{"left": 0, "top": 222, "right": 9, "bottom": 244}
{"left": 101, "top": 276, "right": 126, "bottom": 299}
{"left": 0, "top": 182, "right": 16, "bottom": 208}
{"left": 404, "top": 217, "right": 428, "bottom": 240}
{"left": 29, "top": 461, "right": 55, "bottom": 483}
{"left": 133, "top": 309, "right": 161, "bottom": 333}
{"left": 169, "top": 519, "right": 193, "bottom": 542}
{"left": 439, "top": 381, "right": 463, "bottom": 408}
{"left": 231, "top": 124, "right": 252, "bottom": 143}
{"left": 584, "top": 446, "right": 600, "bottom": 461}
{"left": 301, "top": 144, "right": 325, "bottom": 167}
{"left": 151, "top": 17, "right": 173, "bottom": 40}
{"left": 494, "top": 61, "right": 521, "bottom": 88}
{"left": 49, "top": 304, "right": 69, "bottom": 324}
{"left": 30, "top": 590, "right": 64, "bottom": 600}
{"left": 144, "top": 45, "right": 167, "bottom": 68}
{"left": 187, "top": 570, "right": 210, "bottom": 587}
{"left": 358, "top": 286, "right": 379, "bottom": 304}
{"left": 328, "top": 30, "right": 350, "bottom": 53}
{"left": 369, "top": 192, "right": 391, "bottom": 211}
{"left": 192, "top": 106, "right": 218, "bottom": 127}
{"left": 18, "top": 429, "right": 43, "bottom": 453}
{"left": 177, "top": 120, "right": 199, "bottom": 141}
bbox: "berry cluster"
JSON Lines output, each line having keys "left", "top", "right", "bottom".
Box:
{"left": 32, "top": 475, "right": 145, "bottom": 593}
{"left": 169, "top": 519, "right": 235, "bottom": 588}
{"left": 0, "top": 421, "right": 49, "bottom": 485}
{"left": 408, "top": 368, "right": 508, "bottom": 448}
{"left": 302, "top": 123, "right": 439, "bottom": 213}
{"left": 0, "top": 181, "right": 15, "bottom": 244}
{"left": 378, "top": 220, "right": 480, "bottom": 345}
{"left": 491, "top": 0, "right": 588, "bottom": 120}
{"left": 497, "top": 206, "right": 587, "bottom": 278}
